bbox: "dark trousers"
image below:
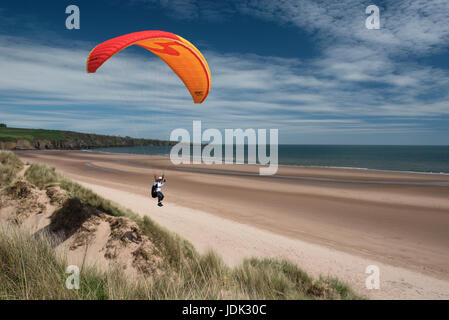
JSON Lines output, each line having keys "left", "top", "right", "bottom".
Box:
{"left": 157, "top": 191, "right": 164, "bottom": 203}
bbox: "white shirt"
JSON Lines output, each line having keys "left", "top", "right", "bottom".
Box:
{"left": 154, "top": 181, "right": 165, "bottom": 192}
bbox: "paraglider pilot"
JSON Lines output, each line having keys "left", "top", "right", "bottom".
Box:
{"left": 152, "top": 175, "right": 166, "bottom": 207}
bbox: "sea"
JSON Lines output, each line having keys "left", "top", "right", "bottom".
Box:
{"left": 90, "top": 145, "right": 449, "bottom": 175}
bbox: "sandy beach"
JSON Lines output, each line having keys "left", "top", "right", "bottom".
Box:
{"left": 15, "top": 150, "right": 449, "bottom": 299}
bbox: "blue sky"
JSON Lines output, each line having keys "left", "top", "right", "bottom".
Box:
{"left": 0, "top": 0, "right": 448, "bottom": 144}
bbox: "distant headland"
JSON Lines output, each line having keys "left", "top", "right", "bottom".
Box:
{"left": 0, "top": 124, "right": 175, "bottom": 150}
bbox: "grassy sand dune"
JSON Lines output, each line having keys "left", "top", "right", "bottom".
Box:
{"left": 0, "top": 151, "right": 24, "bottom": 187}
{"left": 0, "top": 151, "right": 360, "bottom": 300}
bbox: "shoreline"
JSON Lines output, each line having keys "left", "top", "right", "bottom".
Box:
{"left": 82, "top": 148, "right": 449, "bottom": 176}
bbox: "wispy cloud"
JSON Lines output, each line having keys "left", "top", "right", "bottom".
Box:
{"left": 136, "top": 1, "right": 449, "bottom": 53}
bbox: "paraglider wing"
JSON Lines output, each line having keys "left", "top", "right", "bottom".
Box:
{"left": 86, "top": 30, "right": 211, "bottom": 103}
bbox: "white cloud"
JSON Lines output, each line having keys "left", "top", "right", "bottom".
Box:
{"left": 148, "top": 0, "right": 448, "bottom": 57}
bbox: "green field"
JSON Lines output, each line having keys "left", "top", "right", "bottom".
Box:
{"left": 0, "top": 127, "right": 65, "bottom": 141}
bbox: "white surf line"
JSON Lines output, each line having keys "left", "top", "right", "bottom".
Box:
{"left": 75, "top": 180, "right": 449, "bottom": 300}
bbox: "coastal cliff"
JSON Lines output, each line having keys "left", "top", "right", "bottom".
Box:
{"left": 0, "top": 127, "right": 174, "bottom": 150}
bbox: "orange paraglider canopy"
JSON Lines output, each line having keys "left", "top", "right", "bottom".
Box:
{"left": 87, "top": 30, "right": 211, "bottom": 103}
